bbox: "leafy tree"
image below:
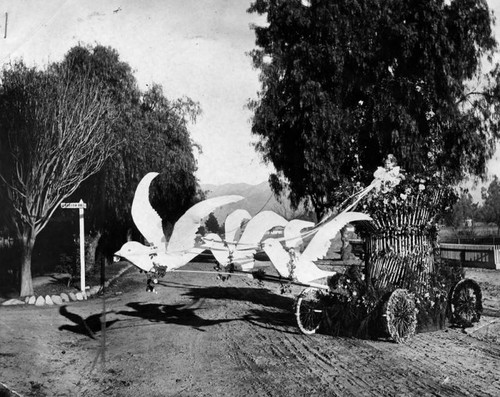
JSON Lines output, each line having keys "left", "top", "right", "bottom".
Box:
{"left": 0, "top": 62, "right": 115, "bottom": 296}
{"left": 248, "top": 0, "right": 500, "bottom": 218}
{"left": 57, "top": 45, "right": 202, "bottom": 269}
{"left": 205, "top": 213, "right": 222, "bottom": 234}
{"left": 480, "top": 175, "right": 500, "bottom": 234}
{"left": 444, "top": 190, "right": 478, "bottom": 238}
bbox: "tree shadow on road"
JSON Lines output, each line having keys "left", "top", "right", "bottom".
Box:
{"left": 58, "top": 305, "right": 119, "bottom": 339}
{"left": 116, "top": 302, "right": 235, "bottom": 331}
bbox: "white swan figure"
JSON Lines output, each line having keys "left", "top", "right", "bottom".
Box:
{"left": 114, "top": 172, "right": 244, "bottom": 273}
{"left": 224, "top": 209, "right": 251, "bottom": 243}
{"left": 202, "top": 210, "right": 288, "bottom": 271}
{"left": 283, "top": 219, "right": 315, "bottom": 250}
{"left": 262, "top": 212, "right": 372, "bottom": 286}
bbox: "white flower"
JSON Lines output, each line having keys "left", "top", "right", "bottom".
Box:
{"left": 400, "top": 193, "right": 407, "bottom": 200}
{"left": 352, "top": 291, "right": 357, "bottom": 296}
{"left": 419, "top": 184, "right": 425, "bottom": 191}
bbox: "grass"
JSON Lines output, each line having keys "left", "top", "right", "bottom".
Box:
{"left": 0, "top": 261, "right": 133, "bottom": 300}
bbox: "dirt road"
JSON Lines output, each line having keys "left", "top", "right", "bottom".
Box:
{"left": 1, "top": 262, "right": 500, "bottom": 396}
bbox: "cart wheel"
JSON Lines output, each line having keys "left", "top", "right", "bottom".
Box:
{"left": 384, "top": 289, "right": 417, "bottom": 344}
{"left": 295, "top": 287, "right": 323, "bottom": 335}
{"left": 450, "top": 278, "right": 482, "bottom": 327}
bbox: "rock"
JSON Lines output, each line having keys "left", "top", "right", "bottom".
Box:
{"left": 69, "top": 292, "right": 77, "bottom": 301}
{"left": 51, "top": 295, "right": 63, "bottom": 305}
{"left": 35, "top": 296, "right": 45, "bottom": 306}
{"left": 75, "top": 292, "right": 83, "bottom": 301}
{"left": 28, "top": 296, "right": 36, "bottom": 305}
{"left": 2, "top": 299, "right": 25, "bottom": 306}
{"left": 45, "top": 295, "right": 54, "bottom": 305}
{"left": 24, "top": 296, "right": 30, "bottom": 303}
{"left": 60, "top": 293, "right": 70, "bottom": 302}
{"left": 88, "top": 286, "right": 101, "bottom": 296}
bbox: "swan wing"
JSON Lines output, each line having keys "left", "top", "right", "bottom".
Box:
{"left": 238, "top": 211, "right": 288, "bottom": 249}
{"left": 167, "top": 195, "right": 244, "bottom": 254}
{"left": 300, "top": 211, "right": 372, "bottom": 263}
{"left": 131, "top": 172, "right": 165, "bottom": 247}
{"left": 284, "top": 219, "right": 315, "bottom": 249}
{"left": 224, "top": 209, "right": 252, "bottom": 243}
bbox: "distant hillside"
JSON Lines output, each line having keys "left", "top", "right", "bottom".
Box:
{"left": 201, "top": 181, "right": 315, "bottom": 224}
{"left": 201, "top": 181, "right": 280, "bottom": 219}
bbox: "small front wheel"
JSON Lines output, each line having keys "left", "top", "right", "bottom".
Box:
{"left": 295, "top": 287, "right": 323, "bottom": 335}
{"left": 384, "top": 289, "right": 417, "bottom": 344}
{"left": 450, "top": 278, "right": 482, "bottom": 327}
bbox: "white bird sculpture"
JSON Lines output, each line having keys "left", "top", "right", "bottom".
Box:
{"left": 283, "top": 219, "right": 315, "bottom": 250}
{"left": 224, "top": 209, "right": 251, "bottom": 243}
{"left": 202, "top": 210, "right": 289, "bottom": 271}
{"left": 262, "top": 212, "right": 372, "bottom": 286}
{"left": 114, "top": 172, "right": 244, "bottom": 275}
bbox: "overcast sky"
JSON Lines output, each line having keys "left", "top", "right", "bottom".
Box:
{"left": 1, "top": 0, "right": 500, "bottom": 190}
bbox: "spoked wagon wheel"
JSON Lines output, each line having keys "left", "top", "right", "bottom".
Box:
{"left": 384, "top": 289, "right": 417, "bottom": 344}
{"left": 450, "top": 279, "right": 482, "bottom": 327}
{"left": 295, "top": 287, "right": 324, "bottom": 335}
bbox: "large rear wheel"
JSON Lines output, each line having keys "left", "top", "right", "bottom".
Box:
{"left": 295, "top": 287, "right": 323, "bottom": 335}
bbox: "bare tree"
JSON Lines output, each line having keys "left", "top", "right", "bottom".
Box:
{"left": 0, "top": 62, "right": 115, "bottom": 296}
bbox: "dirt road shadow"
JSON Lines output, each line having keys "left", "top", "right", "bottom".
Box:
{"left": 182, "top": 286, "right": 299, "bottom": 331}
{"left": 58, "top": 305, "right": 119, "bottom": 339}
{"left": 117, "top": 302, "right": 235, "bottom": 331}
{"left": 183, "top": 286, "right": 295, "bottom": 310}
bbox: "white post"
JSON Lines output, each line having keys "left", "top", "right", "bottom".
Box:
{"left": 79, "top": 199, "right": 86, "bottom": 293}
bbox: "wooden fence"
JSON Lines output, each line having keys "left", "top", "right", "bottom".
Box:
{"left": 439, "top": 243, "right": 500, "bottom": 270}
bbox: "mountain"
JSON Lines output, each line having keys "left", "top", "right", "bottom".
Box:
{"left": 201, "top": 181, "right": 281, "bottom": 219}
{"left": 200, "top": 181, "right": 315, "bottom": 225}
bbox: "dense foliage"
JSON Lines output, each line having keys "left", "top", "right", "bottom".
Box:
{"left": 248, "top": 0, "right": 500, "bottom": 217}
{"left": 58, "top": 45, "right": 203, "bottom": 266}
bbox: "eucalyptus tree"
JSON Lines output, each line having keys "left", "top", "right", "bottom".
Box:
{"left": 248, "top": 0, "right": 500, "bottom": 218}
{"left": 0, "top": 62, "right": 115, "bottom": 296}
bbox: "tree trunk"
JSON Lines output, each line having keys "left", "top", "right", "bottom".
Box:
{"left": 19, "top": 229, "right": 36, "bottom": 297}
{"left": 85, "top": 230, "right": 102, "bottom": 273}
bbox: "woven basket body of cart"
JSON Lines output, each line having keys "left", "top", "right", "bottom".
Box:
{"left": 361, "top": 189, "right": 443, "bottom": 292}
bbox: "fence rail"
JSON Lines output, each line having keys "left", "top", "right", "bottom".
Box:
{"left": 440, "top": 243, "right": 500, "bottom": 270}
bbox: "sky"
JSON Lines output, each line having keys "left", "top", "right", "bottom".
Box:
{"left": 1, "top": 0, "right": 500, "bottom": 191}
{"left": 0, "top": 0, "right": 272, "bottom": 186}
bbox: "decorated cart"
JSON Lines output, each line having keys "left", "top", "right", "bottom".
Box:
{"left": 293, "top": 157, "right": 483, "bottom": 342}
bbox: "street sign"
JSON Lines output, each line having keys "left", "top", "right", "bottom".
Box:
{"left": 61, "top": 202, "right": 87, "bottom": 209}
{"left": 60, "top": 200, "right": 87, "bottom": 292}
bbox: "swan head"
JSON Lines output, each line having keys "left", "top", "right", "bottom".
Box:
{"left": 114, "top": 241, "right": 157, "bottom": 272}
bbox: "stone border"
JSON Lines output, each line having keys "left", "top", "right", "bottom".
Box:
{"left": 1, "top": 264, "right": 132, "bottom": 307}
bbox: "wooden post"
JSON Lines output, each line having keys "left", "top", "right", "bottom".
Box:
{"left": 79, "top": 200, "right": 85, "bottom": 293}
{"left": 61, "top": 200, "right": 87, "bottom": 293}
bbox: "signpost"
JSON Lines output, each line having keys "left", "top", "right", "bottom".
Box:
{"left": 61, "top": 199, "right": 87, "bottom": 293}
